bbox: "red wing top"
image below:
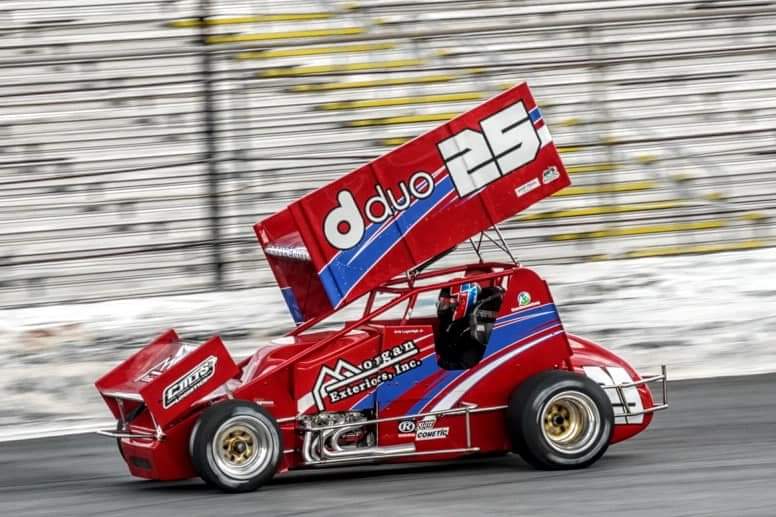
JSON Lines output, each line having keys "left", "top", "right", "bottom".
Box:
{"left": 255, "top": 82, "right": 570, "bottom": 324}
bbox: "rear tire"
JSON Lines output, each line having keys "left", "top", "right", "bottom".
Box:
{"left": 507, "top": 370, "right": 613, "bottom": 469}
{"left": 191, "top": 400, "right": 282, "bottom": 492}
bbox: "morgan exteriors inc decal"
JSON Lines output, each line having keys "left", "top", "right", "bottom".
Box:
{"left": 313, "top": 340, "right": 422, "bottom": 410}
{"left": 162, "top": 355, "right": 218, "bottom": 409}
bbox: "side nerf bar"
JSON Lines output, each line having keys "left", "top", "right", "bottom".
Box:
{"left": 96, "top": 429, "right": 156, "bottom": 440}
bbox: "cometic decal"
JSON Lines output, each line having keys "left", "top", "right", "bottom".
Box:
{"left": 415, "top": 416, "right": 449, "bottom": 441}
{"left": 397, "top": 416, "right": 449, "bottom": 440}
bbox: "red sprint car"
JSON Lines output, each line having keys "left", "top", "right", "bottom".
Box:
{"left": 96, "top": 83, "right": 668, "bottom": 492}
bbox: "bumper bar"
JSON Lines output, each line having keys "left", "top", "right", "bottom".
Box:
{"left": 602, "top": 364, "right": 669, "bottom": 417}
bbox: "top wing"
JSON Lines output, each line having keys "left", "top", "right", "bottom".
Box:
{"left": 255, "top": 82, "right": 570, "bottom": 324}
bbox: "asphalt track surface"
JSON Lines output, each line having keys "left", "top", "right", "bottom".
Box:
{"left": 1, "top": 374, "right": 775, "bottom": 517}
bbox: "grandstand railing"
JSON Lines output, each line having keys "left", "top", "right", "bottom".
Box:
{"left": 1, "top": 0, "right": 775, "bottom": 307}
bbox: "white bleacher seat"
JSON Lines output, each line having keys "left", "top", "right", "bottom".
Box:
{"left": 1, "top": 0, "right": 775, "bottom": 307}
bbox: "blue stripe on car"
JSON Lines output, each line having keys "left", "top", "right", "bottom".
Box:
{"left": 319, "top": 175, "right": 454, "bottom": 306}
{"left": 378, "top": 304, "right": 562, "bottom": 415}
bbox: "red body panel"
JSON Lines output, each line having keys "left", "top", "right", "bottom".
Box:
{"left": 96, "top": 332, "right": 239, "bottom": 429}
{"left": 567, "top": 334, "right": 655, "bottom": 443}
{"left": 99, "top": 265, "right": 661, "bottom": 481}
{"left": 120, "top": 412, "right": 199, "bottom": 480}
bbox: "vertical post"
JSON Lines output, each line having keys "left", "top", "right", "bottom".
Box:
{"left": 465, "top": 406, "right": 471, "bottom": 449}
{"left": 199, "top": 0, "right": 224, "bottom": 288}
{"left": 585, "top": 24, "right": 614, "bottom": 253}
{"left": 661, "top": 364, "right": 668, "bottom": 408}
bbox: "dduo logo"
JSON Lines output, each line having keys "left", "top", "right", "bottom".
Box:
{"left": 323, "top": 101, "right": 542, "bottom": 250}
{"left": 323, "top": 171, "right": 435, "bottom": 250}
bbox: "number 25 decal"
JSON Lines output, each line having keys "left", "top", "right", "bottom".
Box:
{"left": 437, "top": 101, "right": 541, "bottom": 197}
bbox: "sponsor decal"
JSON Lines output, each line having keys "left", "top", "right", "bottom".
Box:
{"left": 162, "top": 355, "right": 217, "bottom": 409}
{"left": 415, "top": 416, "right": 449, "bottom": 441}
{"left": 542, "top": 166, "right": 560, "bottom": 185}
{"left": 137, "top": 344, "right": 196, "bottom": 383}
{"left": 517, "top": 291, "right": 532, "bottom": 307}
{"left": 394, "top": 328, "right": 426, "bottom": 335}
{"left": 438, "top": 101, "right": 541, "bottom": 198}
{"left": 515, "top": 177, "right": 541, "bottom": 197}
{"left": 312, "top": 341, "right": 423, "bottom": 410}
{"left": 323, "top": 101, "right": 542, "bottom": 250}
{"left": 398, "top": 420, "right": 416, "bottom": 434}
{"left": 324, "top": 172, "right": 434, "bottom": 250}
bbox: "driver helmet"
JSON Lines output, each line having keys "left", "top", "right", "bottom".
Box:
{"left": 437, "top": 282, "right": 481, "bottom": 321}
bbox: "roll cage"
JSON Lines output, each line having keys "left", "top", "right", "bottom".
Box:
{"left": 250, "top": 262, "right": 519, "bottom": 384}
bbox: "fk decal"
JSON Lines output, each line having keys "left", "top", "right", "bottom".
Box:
{"left": 137, "top": 344, "right": 196, "bottom": 383}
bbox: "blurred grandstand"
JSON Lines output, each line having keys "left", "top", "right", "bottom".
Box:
{"left": 2, "top": 0, "right": 775, "bottom": 308}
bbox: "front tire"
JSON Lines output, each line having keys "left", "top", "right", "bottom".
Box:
{"left": 191, "top": 400, "right": 282, "bottom": 492}
{"left": 507, "top": 370, "right": 613, "bottom": 469}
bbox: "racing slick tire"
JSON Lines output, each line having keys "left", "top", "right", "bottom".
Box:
{"left": 190, "top": 400, "right": 282, "bottom": 493}
{"left": 507, "top": 370, "right": 613, "bottom": 470}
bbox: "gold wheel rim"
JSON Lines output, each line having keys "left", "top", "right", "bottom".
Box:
{"left": 544, "top": 402, "right": 577, "bottom": 442}
{"left": 219, "top": 425, "right": 256, "bottom": 466}
{"left": 540, "top": 391, "right": 600, "bottom": 454}
{"left": 211, "top": 415, "right": 275, "bottom": 480}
